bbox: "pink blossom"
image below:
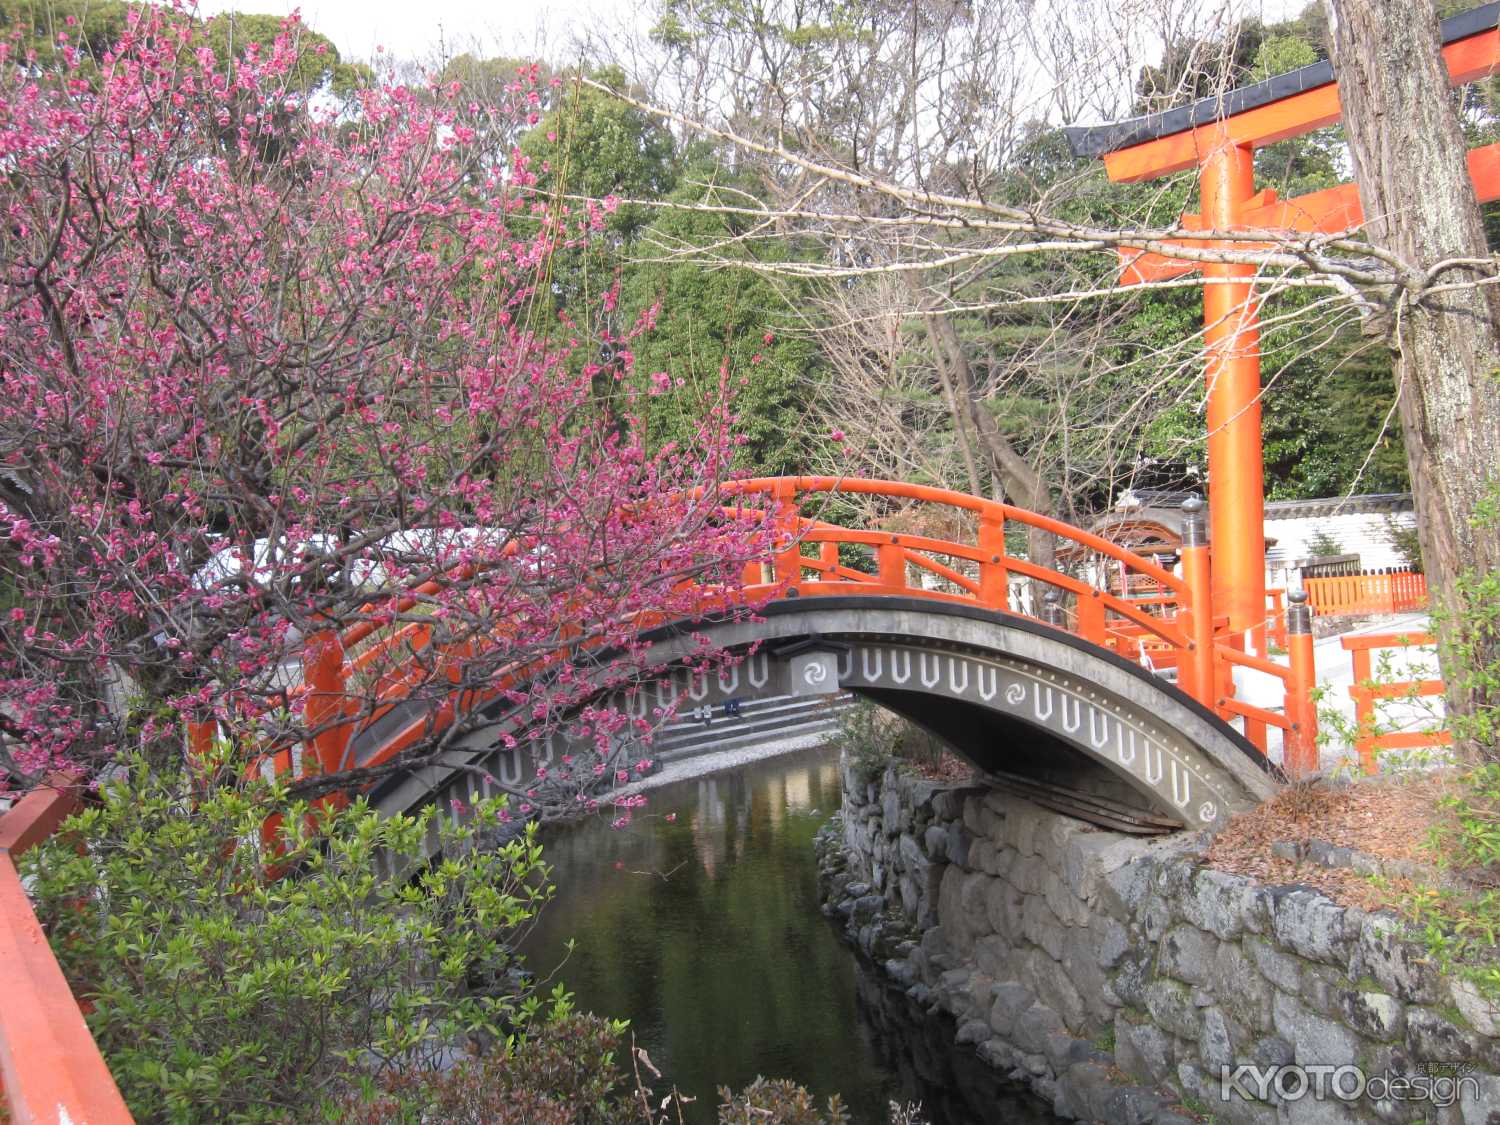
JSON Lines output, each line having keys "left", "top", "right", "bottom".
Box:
{"left": 0, "top": 9, "right": 779, "bottom": 800}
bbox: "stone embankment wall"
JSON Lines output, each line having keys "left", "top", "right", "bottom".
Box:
{"left": 817, "top": 760, "right": 1500, "bottom": 1124}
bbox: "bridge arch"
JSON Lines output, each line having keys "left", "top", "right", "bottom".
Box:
{"left": 370, "top": 598, "right": 1279, "bottom": 837}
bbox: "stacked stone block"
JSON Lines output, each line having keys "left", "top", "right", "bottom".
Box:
{"left": 818, "top": 760, "right": 1500, "bottom": 1124}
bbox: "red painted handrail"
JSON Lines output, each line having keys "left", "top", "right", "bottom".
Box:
{"left": 0, "top": 778, "right": 134, "bottom": 1124}
{"left": 294, "top": 477, "right": 1320, "bottom": 783}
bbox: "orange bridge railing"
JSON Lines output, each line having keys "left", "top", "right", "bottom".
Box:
{"left": 1342, "top": 632, "right": 1450, "bottom": 774}
{"left": 0, "top": 778, "right": 133, "bottom": 1124}
{"left": 261, "top": 478, "right": 1322, "bottom": 785}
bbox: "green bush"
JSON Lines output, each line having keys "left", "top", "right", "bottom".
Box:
{"left": 24, "top": 748, "right": 553, "bottom": 1122}
{"left": 717, "top": 1078, "right": 850, "bottom": 1124}
{"left": 343, "top": 1019, "right": 922, "bottom": 1125}
{"left": 335, "top": 1011, "right": 634, "bottom": 1124}
{"left": 836, "top": 701, "right": 896, "bottom": 787}
{"left": 833, "top": 701, "right": 955, "bottom": 785}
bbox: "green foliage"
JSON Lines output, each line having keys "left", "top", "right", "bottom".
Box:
{"left": 24, "top": 748, "right": 553, "bottom": 1122}
{"left": 0, "top": 0, "right": 132, "bottom": 65}
{"left": 1324, "top": 484, "right": 1500, "bottom": 1000}
{"left": 1408, "top": 765, "right": 1500, "bottom": 1001}
{"left": 522, "top": 67, "right": 678, "bottom": 235}
{"left": 334, "top": 1012, "right": 636, "bottom": 1124}
{"left": 831, "top": 701, "right": 950, "bottom": 785}
{"left": 835, "top": 700, "right": 895, "bottom": 787}
{"left": 1442, "top": 487, "right": 1500, "bottom": 754}
{"left": 717, "top": 1078, "right": 850, "bottom": 1124}
{"left": 1260, "top": 316, "right": 1409, "bottom": 500}
{"left": 1304, "top": 528, "right": 1345, "bottom": 558}
{"left": 0, "top": 0, "right": 366, "bottom": 92}
{"left": 619, "top": 156, "right": 823, "bottom": 475}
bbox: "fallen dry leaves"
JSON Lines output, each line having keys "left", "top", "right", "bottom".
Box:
{"left": 1206, "top": 772, "right": 1465, "bottom": 913}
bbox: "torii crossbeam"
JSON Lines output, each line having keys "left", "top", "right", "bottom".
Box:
{"left": 1063, "top": 1, "right": 1500, "bottom": 638}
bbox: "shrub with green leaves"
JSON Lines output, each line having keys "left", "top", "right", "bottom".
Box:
{"left": 335, "top": 1010, "right": 634, "bottom": 1124}
{"left": 23, "top": 749, "right": 552, "bottom": 1122}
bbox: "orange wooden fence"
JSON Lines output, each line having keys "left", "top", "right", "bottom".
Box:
{"left": 1304, "top": 570, "right": 1427, "bottom": 617}
{"left": 1342, "top": 632, "right": 1450, "bottom": 774}
{"left": 0, "top": 778, "right": 133, "bottom": 1124}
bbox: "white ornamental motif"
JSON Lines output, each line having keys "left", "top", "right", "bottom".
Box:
{"left": 1198, "top": 801, "right": 1218, "bottom": 824}
{"left": 978, "top": 665, "right": 998, "bottom": 701}
{"left": 1170, "top": 761, "right": 1192, "bottom": 807}
{"left": 948, "top": 657, "right": 969, "bottom": 694}
{"left": 1004, "top": 682, "right": 1027, "bottom": 706}
{"left": 748, "top": 653, "right": 770, "bottom": 689}
{"left": 890, "top": 649, "right": 912, "bottom": 685}
{"left": 803, "top": 661, "right": 830, "bottom": 687}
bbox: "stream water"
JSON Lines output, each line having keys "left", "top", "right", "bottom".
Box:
{"left": 521, "top": 747, "right": 1061, "bottom": 1124}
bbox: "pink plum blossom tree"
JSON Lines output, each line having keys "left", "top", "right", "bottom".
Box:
{"left": 0, "top": 5, "right": 772, "bottom": 804}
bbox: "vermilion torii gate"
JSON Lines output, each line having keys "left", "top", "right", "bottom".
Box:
{"left": 1063, "top": 1, "right": 1500, "bottom": 641}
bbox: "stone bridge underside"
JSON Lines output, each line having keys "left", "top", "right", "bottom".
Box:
{"left": 370, "top": 599, "right": 1280, "bottom": 836}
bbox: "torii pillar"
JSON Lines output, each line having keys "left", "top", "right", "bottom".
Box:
{"left": 1063, "top": 1, "right": 1500, "bottom": 639}
{"left": 1198, "top": 134, "right": 1264, "bottom": 636}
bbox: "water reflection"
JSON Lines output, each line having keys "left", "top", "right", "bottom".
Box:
{"left": 521, "top": 748, "right": 1058, "bottom": 1124}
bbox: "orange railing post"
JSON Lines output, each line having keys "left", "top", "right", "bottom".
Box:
{"left": 819, "top": 541, "right": 840, "bottom": 578}
{"left": 0, "top": 779, "right": 134, "bottom": 1124}
{"left": 1076, "top": 591, "right": 1107, "bottom": 644}
{"left": 878, "top": 535, "right": 906, "bottom": 589}
{"left": 1284, "top": 590, "right": 1319, "bottom": 776}
{"left": 977, "top": 514, "right": 1009, "bottom": 611}
{"left": 771, "top": 479, "right": 802, "bottom": 588}
{"left": 1349, "top": 641, "right": 1376, "bottom": 773}
{"left": 1178, "top": 497, "right": 1216, "bottom": 709}
{"left": 303, "top": 624, "right": 352, "bottom": 778}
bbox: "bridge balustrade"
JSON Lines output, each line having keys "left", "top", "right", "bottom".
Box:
{"left": 189, "top": 478, "right": 1323, "bottom": 814}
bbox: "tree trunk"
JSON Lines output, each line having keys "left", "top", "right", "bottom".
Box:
{"left": 1326, "top": 0, "right": 1500, "bottom": 759}
{"left": 921, "top": 311, "right": 1059, "bottom": 585}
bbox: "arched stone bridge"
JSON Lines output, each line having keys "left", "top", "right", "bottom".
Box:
{"left": 260, "top": 477, "right": 1314, "bottom": 842}
{"left": 364, "top": 602, "right": 1278, "bottom": 840}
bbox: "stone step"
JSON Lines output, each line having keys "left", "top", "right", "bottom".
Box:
{"left": 649, "top": 694, "right": 855, "bottom": 763}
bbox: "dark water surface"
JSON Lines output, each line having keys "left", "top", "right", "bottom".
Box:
{"left": 521, "top": 747, "right": 1060, "bottom": 1124}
